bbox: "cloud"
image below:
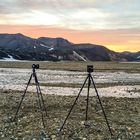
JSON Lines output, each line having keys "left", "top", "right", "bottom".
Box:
{"left": 0, "top": 0, "right": 140, "bottom": 30}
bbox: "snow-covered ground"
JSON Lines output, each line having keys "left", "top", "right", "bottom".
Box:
{"left": 0, "top": 68, "right": 140, "bottom": 98}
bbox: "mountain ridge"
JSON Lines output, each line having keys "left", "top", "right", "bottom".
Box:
{"left": 0, "top": 33, "right": 139, "bottom": 61}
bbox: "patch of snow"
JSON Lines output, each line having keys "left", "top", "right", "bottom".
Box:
{"left": 51, "top": 54, "right": 57, "bottom": 58}
{"left": 137, "top": 56, "right": 140, "bottom": 59}
{"left": 1, "top": 85, "right": 140, "bottom": 98}
{"left": 73, "top": 51, "right": 86, "bottom": 61}
{"left": 0, "top": 68, "right": 140, "bottom": 98}
{"left": 58, "top": 56, "right": 63, "bottom": 60}
{"left": 49, "top": 48, "right": 54, "bottom": 51}
{"left": 0, "top": 55, "right": 18, "bottom": 61}
{"left": 40, "top": 44, "right": 51, "bottom": 49}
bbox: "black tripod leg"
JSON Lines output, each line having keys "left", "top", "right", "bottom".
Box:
{"left": 34, "top": 75, "right": 45, "bottom": 128}
{"left": 85, "top": 74, "right": 91, "bottom": 122}
{"left": 13, "top": 74, "right": 33, "bottom": 121}
{"left": 90, "top": 75, "right": 113, "bottom": 136}
{"left": 37, "top": 84, "right": 47, "bottom": 116}
{"left": 34, "top": 73, "right": 47, "bottom": 116}
{"left": 59, "top": 76, "right": 89, "bottom": 132}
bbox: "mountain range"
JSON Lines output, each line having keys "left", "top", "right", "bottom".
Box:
{"left": 0, "top": 33, "right": 139, "bottom": 61}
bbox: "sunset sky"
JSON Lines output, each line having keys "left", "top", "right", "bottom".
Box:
{"left": 0, "top": 0, "right": 139, "bottom": 52}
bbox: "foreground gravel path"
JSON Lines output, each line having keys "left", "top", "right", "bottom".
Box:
{"left": 0, "top": 90, "right": 140, "bottom": 139}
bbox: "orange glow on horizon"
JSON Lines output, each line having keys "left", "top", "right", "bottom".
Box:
{"left": 106, "top": 45, "right": 139, "bottom": 52}
{"left": 0, "top": 25, "right": 139, "bottom": 52}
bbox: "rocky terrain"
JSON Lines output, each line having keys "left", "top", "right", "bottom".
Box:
{"left": 0, "top": 90, "right": 140, "bottom": 140}
{"left": 0, "top": 61, "right": 140, "bottom": 139}
{"left": 0, "top": 33, "right": 140, "bottom": 61}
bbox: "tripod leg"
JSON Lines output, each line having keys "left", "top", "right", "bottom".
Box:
{"left": 85, "top": 74, "right": 91, "bottom": 122}
{"left": 33, "top": 74, "right": 45, "bottom": 128}
{"left": 59, "top": 76, "right": 89, "bottom": 132}
{"left": 90, "top": 75, "right": 113, "bottom": 136}
{"left": 13, "top": 74, "right": 33, "bottom": 121}
{"left": 34, "top": 73, "right": 47, "bottom": 116}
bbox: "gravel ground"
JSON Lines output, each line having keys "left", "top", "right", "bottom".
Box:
{"left": 0, "top": 90, "right": 140, "bottom": 140}
{"left": 0, "top": 68, "right": 140, "bottom": 139}
{"left": 0, "top": 68, "right": 140, "bottom": 140}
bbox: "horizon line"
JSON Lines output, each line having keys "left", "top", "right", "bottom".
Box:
{"left": 0, "top": 32, "right": 139, "bottom": 53}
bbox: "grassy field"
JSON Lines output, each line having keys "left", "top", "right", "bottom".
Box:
{"left": 0, "top": 61, "right": 140, "bottom": 73}
{"left": 0, "top": 90, "right": 140, "bottom": 140}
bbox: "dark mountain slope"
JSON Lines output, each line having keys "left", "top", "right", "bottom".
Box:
{"left": 0, "top": 33, "right": 139, "bottom": 61}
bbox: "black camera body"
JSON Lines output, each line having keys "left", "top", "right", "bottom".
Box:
{"left": 32, "top": 64, "right": 39, "bottom": 69}
{"left": 87, "top": 65, "right": 93, "bottom": 73}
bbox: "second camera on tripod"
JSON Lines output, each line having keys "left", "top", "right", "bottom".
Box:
{"left": 87, "top": 65, "right": 94, "bottom": 73}
{"left": 32, "top": 64, "right": 39, "bottom": 69}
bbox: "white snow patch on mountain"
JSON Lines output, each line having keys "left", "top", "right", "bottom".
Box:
{"left": 49, "top": 48, "right": 54, "bottom": 51}
{"left": 0, "top": 55, "right": 18, "bottom": 61}
{"left": 73, "top": 51, "right": 86, "bottom": 61}
{"left": 40, "top": 44, "right": 51, "bottom": 49}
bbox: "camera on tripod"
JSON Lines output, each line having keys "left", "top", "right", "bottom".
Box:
{"left": 87, "top": 65, "right": 93, "bottom": 73}
{"left": 32, "top": 64, "right": 39, "bottom": 69}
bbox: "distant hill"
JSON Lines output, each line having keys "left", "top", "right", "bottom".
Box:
{"left": 0, "top": 33, "right": 139, "bottom": 61}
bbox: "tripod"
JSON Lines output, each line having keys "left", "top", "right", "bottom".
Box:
{"left": 59, "top": 65, "right": 113, "bottom": 136}
{"left": 13, "top": 64, "right": 47, "bottom": 128}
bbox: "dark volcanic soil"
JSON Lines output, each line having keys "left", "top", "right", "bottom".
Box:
{"left": 0, "top": 90, "right": 140, "bottom": 140}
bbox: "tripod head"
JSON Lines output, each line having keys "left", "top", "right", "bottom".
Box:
{"left": 87, "top": 65, "right": 94, "bottom": 73}
{"left": 32, "top": 64, "right": 39, "bottom": 73}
